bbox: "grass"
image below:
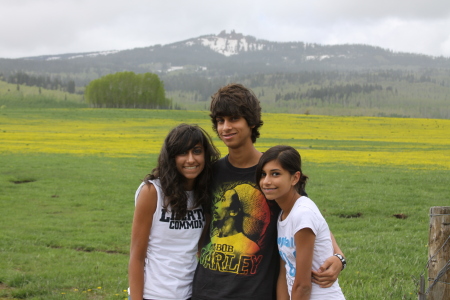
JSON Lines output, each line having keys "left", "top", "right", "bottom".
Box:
{"left": 0, "top": 153, "right": 148, "bottom": 299}
{"left": 0, "top": 81, "right": 85, "bottom": 109}
{"left": 1, "top": 107, "right": 449, "bottom": 299}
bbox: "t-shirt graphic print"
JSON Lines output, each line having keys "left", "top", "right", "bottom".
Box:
{"left": 199, "top": 181, "right": 271, "bottom": 274}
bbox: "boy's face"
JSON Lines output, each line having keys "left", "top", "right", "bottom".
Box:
{"left": 215, "top": 115, "right": 253, "bottom": 149}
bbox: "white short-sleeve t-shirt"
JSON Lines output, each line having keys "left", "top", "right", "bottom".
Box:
{"left": 277, "top": 196, "right": 345, "bottom": 299}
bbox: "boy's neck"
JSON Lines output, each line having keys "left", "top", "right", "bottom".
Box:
{"left": 227, "top": 144, "right": 262, "bottom": 168}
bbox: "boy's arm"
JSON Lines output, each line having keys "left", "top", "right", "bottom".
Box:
{"left": 197, "top": 213, "right": 210, "bottom": 257}
{"left": 311, "top": 231, "right": 345, "bottom": 288}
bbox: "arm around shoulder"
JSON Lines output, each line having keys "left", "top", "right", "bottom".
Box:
{"left": 311, "top": 231, "right": 345, "bottom": 288}
{"left": 128, "top": 183, "right": 158, "bottom": 300}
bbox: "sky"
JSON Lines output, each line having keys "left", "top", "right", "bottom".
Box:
{"left": 1, "top": 0, "right": 450, "bottom": 59}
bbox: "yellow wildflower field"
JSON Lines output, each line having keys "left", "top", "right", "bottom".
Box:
{"left": 1, "top": 109, "right": 449, "bottom": 169}
{"left": 259, "top": 113, "right": 450, "bottom": 169}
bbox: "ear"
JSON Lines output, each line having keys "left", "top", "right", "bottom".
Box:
{"left": 292, "top": 171, "right": 301, "bottom": 186}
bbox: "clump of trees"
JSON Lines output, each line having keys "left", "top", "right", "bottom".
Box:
{"left": 85, "top": 71, "right": 171, "bottom": 108}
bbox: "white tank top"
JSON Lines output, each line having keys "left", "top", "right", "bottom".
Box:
{"left": 135, "top": 179, "right": 205, "bottom": 300}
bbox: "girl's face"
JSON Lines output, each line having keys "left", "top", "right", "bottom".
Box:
{"left": 175, "top": 143, "right": 205, "bottom": 190}
{"left": 259, "top": 159, "right": 299, "bottom": 201}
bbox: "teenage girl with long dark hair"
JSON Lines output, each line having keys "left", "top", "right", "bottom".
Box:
{"left": 128, "top": 124, "right": 220, "bottom": 300}
{"left": 256, "top": 145, "right": 345, "bottom": 300}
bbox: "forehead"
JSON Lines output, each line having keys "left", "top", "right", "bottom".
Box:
{"left": 263, "top": 159, "right": 283, "bottom": 170}
{"left": 212, "top": 102, "right": 242, "bottom": 116}
{"left": 175, "top": 138, "right": 204, "bottom": 155}
{"left": 215, "top": 114, "right": 241, "bottom": 118}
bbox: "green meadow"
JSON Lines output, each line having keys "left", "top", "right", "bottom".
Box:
{"left": 1, "top": 107, "right": 449, "bottom": 299}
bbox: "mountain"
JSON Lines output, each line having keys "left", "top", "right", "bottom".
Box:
{"left": 1, "top": 30, "right": 450, "bottom": 118}
{"left": 4, "top": 29, "right": 450, "bottom": 76}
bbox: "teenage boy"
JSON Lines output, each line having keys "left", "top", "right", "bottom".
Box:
{"left": 192, "top": 84, "right": 345, "bottom": 300}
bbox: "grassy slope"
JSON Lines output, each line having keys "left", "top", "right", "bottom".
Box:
{"left": 0, "top": 81, "right": 85, "bottom": 108}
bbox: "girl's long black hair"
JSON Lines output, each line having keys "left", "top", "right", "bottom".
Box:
{"left": 255, "top": 145, "right": 308, "bottom": 196}
{"left": 145, "top": 123, "right": 220, "bottom": 219}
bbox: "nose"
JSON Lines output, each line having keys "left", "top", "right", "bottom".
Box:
{"left": 223, "top": 119, "right": 232, "bottom": 130}
{"left": 262, "top": 176, "right": 270, "bottom": 185}
{"left": 186, "top": 151, "right": 195, "bottom": 163}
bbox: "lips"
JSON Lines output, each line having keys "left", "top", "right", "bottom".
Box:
{"left": 221, "top": 132, "right": 236, "bottom": 139}
{"left": 183, "top": 166, "right": 198, "bottom": 170}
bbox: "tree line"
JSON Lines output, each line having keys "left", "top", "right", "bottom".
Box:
{"left": 84, "top": 71, "right": 171, "bottom": 109}
{"left": 161, "top": 68, "right": 450, "bottom": 101}
{"left": 3, "top": 71, "right": 76, "bottom": 93}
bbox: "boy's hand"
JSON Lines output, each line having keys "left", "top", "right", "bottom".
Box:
{"left": 311, "top": 255, "right": 341, "bottom": 288}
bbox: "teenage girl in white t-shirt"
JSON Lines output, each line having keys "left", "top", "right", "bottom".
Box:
{"left": 256, "top": 145, "right": 345, "bottom": 300}
{"left": 128, "top": 124, "right": 220, "bottom": 300}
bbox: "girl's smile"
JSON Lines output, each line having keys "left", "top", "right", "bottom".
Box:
{"left": 175, "top": 143, "right": 205, "bottom": 190}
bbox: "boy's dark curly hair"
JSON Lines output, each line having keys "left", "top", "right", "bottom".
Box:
{"left": 210, "top": 83, "right": 263, "bottom": 143}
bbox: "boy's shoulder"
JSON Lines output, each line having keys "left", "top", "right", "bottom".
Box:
{"left": 213, "top": 155, "right": 258, "bottom": 173}
{"left": 213, "top": 156, "right": 229, "bottom": 169}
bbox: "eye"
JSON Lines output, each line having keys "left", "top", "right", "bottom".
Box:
{"left": 272, "top": 172, "right": 280, "bottom": 176}
{"left": 216, "top": 117, "right": 224, "bottom": 124}
{"left": 260, "top": 172, "right": 266, "bottom": 178}
{"left": 193, "top": 147, "right": 203, "bottom": 155}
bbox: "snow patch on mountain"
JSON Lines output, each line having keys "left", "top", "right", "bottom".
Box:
{"left": 185, "top": 30, "right": 268, "bottom": 57}
{"left": 43, "top": 50, "right": 119, "bottom": 61}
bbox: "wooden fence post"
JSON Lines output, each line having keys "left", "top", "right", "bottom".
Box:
{"left": 427, "top": 206, "right": 450, "bottom": 300}
{"left": 418, "top": 274, "right": 426, "bottom": 300}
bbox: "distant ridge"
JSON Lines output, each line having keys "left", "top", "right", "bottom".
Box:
{"left": 18, "top": 29, "right": 447, "bottom": 62}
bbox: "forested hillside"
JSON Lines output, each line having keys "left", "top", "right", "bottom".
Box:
{"left": 1, "top": 31, "right": 449, "bottom": 118}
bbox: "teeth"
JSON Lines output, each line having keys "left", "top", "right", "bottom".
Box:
{"left": 184, "top": 166, "right": 197, "bottom": 169}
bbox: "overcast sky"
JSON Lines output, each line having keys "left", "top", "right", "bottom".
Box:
{"left": 1, "top": 0, "right": 450, "bottom": 59}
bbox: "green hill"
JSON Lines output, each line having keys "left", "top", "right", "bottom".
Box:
{"left": 0, "top": 81, "right": 86, "bottom": 108}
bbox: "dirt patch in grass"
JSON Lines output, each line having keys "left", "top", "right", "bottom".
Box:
{"left": 10, "top": 179, "right": 36, "bottom": 184}
{"left": 339, "top": 212, "right": 362, "bottom": 218}
{"left": 0, "top": 283, "right": 14, "bottom": 299}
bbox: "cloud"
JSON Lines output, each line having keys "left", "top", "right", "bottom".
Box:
{"left": 0, "top": 0, "right": 449, "bottom": 58}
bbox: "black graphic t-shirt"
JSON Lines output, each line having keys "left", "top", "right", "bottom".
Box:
{"left": 192, "top": 156, "right": 280, "bottom": 300}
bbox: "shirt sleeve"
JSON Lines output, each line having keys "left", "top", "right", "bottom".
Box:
{"left": 291, "top": 204, "right": 321, "bottom": 236}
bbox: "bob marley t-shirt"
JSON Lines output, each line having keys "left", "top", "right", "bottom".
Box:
{"left": 192, "top": 156, "right": 280, "bottom": 300}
